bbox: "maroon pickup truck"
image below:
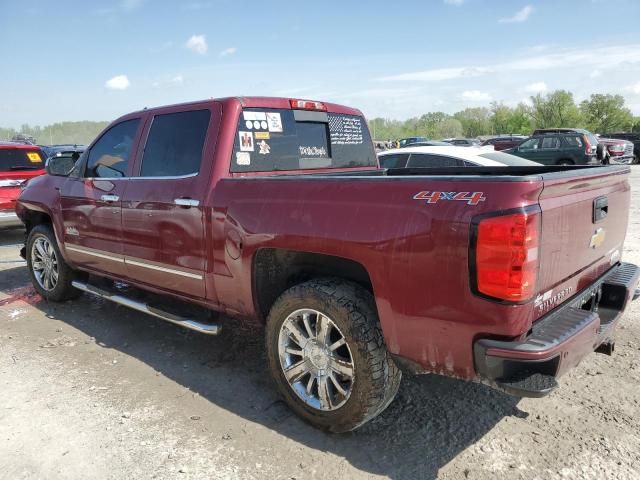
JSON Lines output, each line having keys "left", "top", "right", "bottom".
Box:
{"left": 16, "top": 97, "right": 640, "bottom": 432}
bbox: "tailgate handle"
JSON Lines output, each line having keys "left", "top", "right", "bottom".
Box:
{"left": 593, "top": 196, "right": 608, "bottom": 223}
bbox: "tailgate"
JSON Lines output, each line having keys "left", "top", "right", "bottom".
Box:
{"left": 535, "top": 166, "right": 631, "bottom": 319}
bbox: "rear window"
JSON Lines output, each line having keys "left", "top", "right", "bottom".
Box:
{"left": 480, "top": 152, "right": 541, "bottom": 166}
{"left": 0, "top": 148, "right": 44, "bottom": 172}
{"left": 230, "top": 108, "right": 376, "bottom": 172}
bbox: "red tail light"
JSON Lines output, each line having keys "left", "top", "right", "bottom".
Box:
{"left": 472, "top": 208, "right": 540, "bottom": 302}
{"left": 583, "top": 135, "right": 591, "bottom": 155}
{"left": 289, "top": 99, "right": 327, "bottom": 111}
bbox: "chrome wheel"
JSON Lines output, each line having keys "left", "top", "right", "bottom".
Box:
{"left": 278, "top": 308, "right": 354, "bottom": 411}
{"left": 31, "top": 236, "right": 58, "bottom": 291}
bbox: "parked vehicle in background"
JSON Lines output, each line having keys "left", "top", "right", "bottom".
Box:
{"left": 378, "top": 145, "right": 540, "bottom": 168}
{"left": 17, "top": 96, "right": 640, "bottom": 433}
{"left": 11, "top": 133, "right": 36, "bottom": 144}
{"left": 398, "top": 136, "right": 427, "bottom": 147}
{"left": 39, "top": 144, "right": 86, "bottom": 159}
{"left": 1, "top": 142, "right": 45, "bottom": 228}
{"left": 399, "top": 140, "right": 451, "bottom": 148}
{"left": 605, "top": 133, "right": 640, "bottom": 164}
{"left": 481, "top": 135, "right": 528, "bottom": 151}
{"left": 532, "top": 128, "right": 600, "bottom": 158}
{"left": 506, "top": 132, "right": 601, "bottom": 165}
{"left": 442, "top": 138, "right": 481, "bottom": 147}
{"left": 597, "top": 138, "right": 635, "bottom": 165}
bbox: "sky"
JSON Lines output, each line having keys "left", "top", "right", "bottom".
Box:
{"left": 2, "top": 0, "right": 640, "bottom": 128}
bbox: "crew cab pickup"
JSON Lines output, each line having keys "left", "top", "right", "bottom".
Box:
{"left": 16, "top": 97, "right": 640, "bottom": 432}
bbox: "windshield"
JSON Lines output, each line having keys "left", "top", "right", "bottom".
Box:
{"left": 231, "top": 108, "right": 377, "bottom": 173}
{"left": 0, "top": 149, "right": 44, "bottom": 172}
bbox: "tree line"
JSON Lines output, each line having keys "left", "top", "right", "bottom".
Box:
{"left": 2, "top": 90, "right": 639, "bottom": 145}
{"left": 0, "top": 121, "right": 109, "bottom": 145}
{"left": 368, "top": 91, "right": 640, "bottom": 141}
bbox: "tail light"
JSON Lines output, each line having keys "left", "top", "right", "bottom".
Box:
{"left": 471, "top": 207, "right": 540, "bottom": 302}
{"left": 583, "top": 135, "right": 592, "bottom": 155}
{"left": 290, "top": 99, "right": 327, "bottom": 111}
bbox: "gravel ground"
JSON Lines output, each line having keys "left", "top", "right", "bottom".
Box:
{"left": 1, "top": 168, "right": 639, "bottom": 480}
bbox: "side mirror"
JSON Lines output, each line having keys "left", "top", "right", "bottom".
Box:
{"left": 46, "top": 154, "right": 77, "bottom": 177}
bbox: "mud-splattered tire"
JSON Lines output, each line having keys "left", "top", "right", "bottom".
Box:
{"left": 26, "top": 224, "right": 81, "bottom": 302}
{"left": 266, "top": 278, "right": 401, "bottom": 432}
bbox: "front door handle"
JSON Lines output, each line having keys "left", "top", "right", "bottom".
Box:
{"left": 100, "top": 194, "right": 120, "bottom": 202}
{"left": 174, "top": 198, "right": 200, "bottom": 207}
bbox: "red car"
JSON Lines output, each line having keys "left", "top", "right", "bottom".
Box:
{"left": 480, "top": 135, "right": 528, "bottom": 151}
{"left": 597, "top": 137, "right": 635, "bottom": 165}
{"left": 1, "top": 142, "right": 46, "bottom": 228}
{"left": 16, "top": 97, "right": 640, "bottom": 432}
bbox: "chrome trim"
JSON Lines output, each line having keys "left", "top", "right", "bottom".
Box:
{"left": 124, "top": 258, "right": 203, "bottom": 280}
{"left": 71, "top": 280, "right": 219, "bottom": 335}
{"left": 129, "top": 172, "right": 199, "bottom": 180}
{"left": 66, "top": 245, "right": 125, "bottom": 262}
{"left": 0, "top": 179, "right": 27, "bottom": 188}
{"left": 100, "top": 194, "right": 120, "bottom": 202}
{"left": 174, "top": 198, "right": 200, "bottom": 207}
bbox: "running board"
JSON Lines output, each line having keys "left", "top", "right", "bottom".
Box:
{"left": 71, "top": 281, "right": 220, "bottom": 335}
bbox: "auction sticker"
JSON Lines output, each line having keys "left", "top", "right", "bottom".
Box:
{"left": 243, "top": 111, "right": 266, "bottom": 121}
{"left": 238, "top": 131, "right": 254, "bottom": 152}
{"left": 236, "top": 151, "right": 250, "bottom": 165}
{"left": 255, "top": 131, "right": 270, "bottom": 140}
{"left": 266, "top": 112, "right": 283, "bottom": 132}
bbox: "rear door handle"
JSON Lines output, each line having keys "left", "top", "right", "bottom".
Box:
{"left": 174, "top": 198, "right": 200, "bottom": 207}
{"left": 100, "top": 194, "right": 120, "bottom": 202}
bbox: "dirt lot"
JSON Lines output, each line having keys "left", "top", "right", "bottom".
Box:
{"left": 1, "top": 169, "right": 640, "bottom": 480}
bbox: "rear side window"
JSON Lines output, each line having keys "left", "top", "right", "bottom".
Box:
{"left": 140, "top": 110, "right": 210, "bottom": 177}
{"left": 230, "top": 108, "right": 376, "bottom": 172}
{"left": 0, "top": 149, "right": 43, "bottom": 172}
{"left": 379, "top": 153, "right": 408, "bottom": 169}
{"left": 563, "top": 136, "right": 583, "bottom": 148}
{"left": 86, "top": 119, "right": 140, "bottom": 178}
{"left": 407, "top": 154, "right": 462, "bottom": 168}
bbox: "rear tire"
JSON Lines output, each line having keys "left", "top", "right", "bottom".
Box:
{"left": 26, "top": 224, "right": 81, "bottom": 302}
{"left": 265, "top": 278, "right": 401, "bottom": 432}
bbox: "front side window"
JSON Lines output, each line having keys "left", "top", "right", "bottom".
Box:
{"left": 140, "top": 110, "right": 210, "bottom": 177}
{"left": 86, "top": 119, "right": 140, "bottom": 178}
{"left": 519, "top": 138, "right": 539, "bottom": 151}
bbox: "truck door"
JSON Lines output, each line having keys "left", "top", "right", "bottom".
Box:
{"left": 120, "top": 104, "right": 220, "bottom": 299}
{"left": 60, "top": 118, "right": 142, "bottom": 276}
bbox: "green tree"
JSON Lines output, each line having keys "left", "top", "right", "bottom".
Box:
{"left": 436, "top": 118, "right": 463, "bottom": 138}
{"left": 580, "top": 94, "right": 633, "bottom": 134}
{"left": 453, "top": 107, "right": 492, "bottom": 137}
{"left": 528, "top": 90, "right": 582, "bottom": 129}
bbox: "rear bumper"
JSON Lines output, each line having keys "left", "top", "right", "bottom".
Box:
{"left": 609, "top": 155, "right": 634, "bottom": 165}
{"left": 474, "top": 262, "right": 640, "bottom": 398}
{"left": 0, "top": 210, "right": 23, "bottom": 228}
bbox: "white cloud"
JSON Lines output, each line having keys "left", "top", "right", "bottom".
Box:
{"left": 499, "top": 5, "right": 534, "bottom": 23}
{"left": 630, "top": 81, "right": 640, "bottom": 94}
{"left": 170, "top": 75, "right": 184, "bottom": 85}
{"left": 523, "top": 81, "right": 548, "bottom": 93}
{"left": 186, "top": 35, "right": 208, "bottom": 55}
{"left": 444, "top": 0, "right": 464, "bottom": 5}
{"left": 219, "top": 47, "right": 237, "bottom": 57}
{"left": 121, "top": 0, "right": 145, "bottom": 10}
{"left": 378, "top": 44, "right": 640, "bottom": 83}
{"left": 589, "top": 69, "right": 602, "bottom": 79}
{"left": 461, "top": 90, "right": 491, "bottom": 101}
{"left": 105, "top": 75, "right": 130, "bottom": 90}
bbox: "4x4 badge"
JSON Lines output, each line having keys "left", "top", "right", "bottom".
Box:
{"left": 589, "top": 228, "right": 606, "bottom": 249}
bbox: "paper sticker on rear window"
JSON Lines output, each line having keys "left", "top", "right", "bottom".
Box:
{"left": 329, "top": 115, "right": 363, "bottom": 145}
{"left": 243, "top": 111, "right": 266, "bottom": 121}
{"left": 238, "top": 131, "right": 254, "bottom": 152}
{"left": 27, "top": 152, "right": 42, "bottom": 163}
{"left": 236, "top": 152, "right": 250, "bottom": 165}
{"left": 266, "top": 112, "right": 283, "bottom": 133}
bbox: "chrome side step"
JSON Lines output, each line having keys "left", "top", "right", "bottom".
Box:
{"left": 71, "top": 281, "right": 220, "bottom": 335}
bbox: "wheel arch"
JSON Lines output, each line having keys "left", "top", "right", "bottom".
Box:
{"left": 252, "top": 248, "right": 374, "bottom": 322}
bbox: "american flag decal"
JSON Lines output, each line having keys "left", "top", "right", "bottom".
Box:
{"left": 328, "top": 114, "right": 363, "bottom": 145}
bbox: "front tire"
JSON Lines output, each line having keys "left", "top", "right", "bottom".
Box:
{"left": 26, "top": 224, "right": 81, "bottom": 302}
{"left": 266, "top": 278, "right": 401, "bottom": 432}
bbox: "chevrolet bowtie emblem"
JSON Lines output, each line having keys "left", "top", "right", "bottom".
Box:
{"left": 589, "top": 227, "right": 606, "bottom": 249}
